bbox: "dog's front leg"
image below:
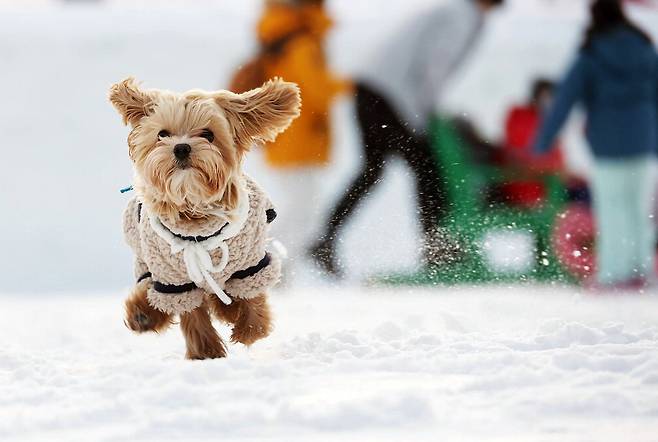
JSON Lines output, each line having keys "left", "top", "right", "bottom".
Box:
{"left": 180, "top": 305, "right": 227, "bottom": 360}
{"left": 230, "top": 294, "right": 273, "bottom": 346}
{"left": 124, "top": 279, "right": 173, "bottom": 333}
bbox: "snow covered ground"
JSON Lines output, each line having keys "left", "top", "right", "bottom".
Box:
{"left": 2, "top": 2, "right": 658, "bottom": 439}
{"left": 2, "top": 287, "right": 658, "bottom": 441}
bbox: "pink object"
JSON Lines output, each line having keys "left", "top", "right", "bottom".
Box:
{"left": 585, "top": 277, "right": 650, "bottom": 293}
{"left": 552, "top": 203, "right": 597, "bottom": 280}
{"left": 552, "top": 203, "right": 658, "bottom": 282}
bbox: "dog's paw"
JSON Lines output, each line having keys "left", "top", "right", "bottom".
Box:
{"left": 185, "top": 345, "right": 227, "bottom": 360}
{"left": 230, "top": 295, "right": 272, "bottom": 346}
{"left": 124, "top": 284, "right": 173, "bottom": 333}
{"left": 125, "top": 309, "right": 155, "bottom": 333}
{"left": 231, "top": 322, "right": 271, "bottom": 346}
{"left": 180, "top": 308, "right": 227, "bottom": 360}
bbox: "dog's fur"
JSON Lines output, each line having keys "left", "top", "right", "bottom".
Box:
{"left": 110, "top": 77, "right": 300, "bottom": 359}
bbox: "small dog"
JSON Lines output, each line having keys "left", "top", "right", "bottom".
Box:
{"left": 109, "top": 77, "right": 301, "bottom": 359}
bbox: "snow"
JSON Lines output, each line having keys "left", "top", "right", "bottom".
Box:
{"left": 2, "top": 2, "right": 658, "bottom": 439}
{"left": 2, "top": 287, "right": 658, "bottom": 441}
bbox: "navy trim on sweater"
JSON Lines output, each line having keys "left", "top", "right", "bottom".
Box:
{"left": 229, "top": 254, "right": 271, "bottom": 280}
{"left": 137, "top": 272, "right": 152, "bottom": 283}
{"left": 153, "top": 280, "right": 197, "bottom": 294}
{"left": 266, "top": 209, "right": 277, "bottom": 223}
{"left": 138, "top": 202, "right": 228, "bottom": 242}
{"left": 162, "top": 222, "right": 229, "bottom": 243}
{"left": 150, "top": 254, "right": 270, "bottom": 294}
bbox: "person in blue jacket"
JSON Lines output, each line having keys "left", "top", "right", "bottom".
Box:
{"left": 534, "top": 0, "right": 658, "bottom": 289}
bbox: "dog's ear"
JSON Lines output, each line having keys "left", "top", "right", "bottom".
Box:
{"left": 109, "top": 77, "right": 154, "bottom": 127}
{"left": 215, "top": 78, "right": 301, "bottom": 151}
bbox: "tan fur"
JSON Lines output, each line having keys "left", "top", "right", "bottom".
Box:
{"left": 214, "top": 77, "right": 302, "bottom": 151}
{"left": 110, "top": 77, "right": 300, "bottom": 221}
{"left": 230, "top": 295, "right": 273, "bottom": 346}
{"left": 207, "top": 294, "right": 273, "bottom": 346}
{"left": 124, "top": 279, "right": 174, "bottom": 333}
{"left": 112, "top": 77, "right": 299, "bottom": 360}
{"left": 207, "top": 293, "right": 242, "bottom": 325}
{"left": 109, "top": 77, "right": 155, "bottom": 127}
{"left": 180, "top": 304, "right": 227, "bottom": 360}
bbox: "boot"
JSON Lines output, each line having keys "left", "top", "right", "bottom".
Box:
{"left": 308, "top": 238, "right": 343, "bottom": 278}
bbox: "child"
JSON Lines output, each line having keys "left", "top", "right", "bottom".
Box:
{"left": 500, "top": 79, "right": 564, "bottom": 207}
{"left": 534, "top": 0, "right": 658, "bottom": 289}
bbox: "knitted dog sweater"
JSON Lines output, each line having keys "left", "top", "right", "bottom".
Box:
{"left": 123, "top": 175, "right": 281, "bottom": 315}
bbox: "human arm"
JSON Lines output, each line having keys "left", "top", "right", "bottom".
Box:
{"left": 655, "top": 51, "right": 658, "bottom": 151}
{"left": 533, "top": 55, "right": 588, "bottom": 155}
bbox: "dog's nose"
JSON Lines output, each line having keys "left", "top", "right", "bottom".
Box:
{"left": 173, "top": 143, "right": 191, "bottom": 160}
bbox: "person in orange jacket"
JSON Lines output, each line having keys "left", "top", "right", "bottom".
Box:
{"left": 235, "top": 0, "right": 350, "bottom": 282}
{"left": 257, "top": 0, "right": 349, "bottom": 167}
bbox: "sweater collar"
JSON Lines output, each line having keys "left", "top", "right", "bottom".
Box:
{"left": 160, "top": 221, "right": 229, "bottom": 243}
{"left": 153, "top": 177, "right": 250, "bottom": 244}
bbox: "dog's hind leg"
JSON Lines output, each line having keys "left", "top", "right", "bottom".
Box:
{"left": 207, "top": 294, "right": 241, "bottom": 325}
{"left": 124, "top": 280, "right": 173, "bottom": 333}
{"left": 180, "top": 305, "right": 227, "bottom": 360}
{"left": 230, "top": 294, "right": 273, "bottom": 346}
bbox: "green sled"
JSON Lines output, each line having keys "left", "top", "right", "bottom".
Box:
{"left": 377, "top": 117, "right": 575, "bottom": 286}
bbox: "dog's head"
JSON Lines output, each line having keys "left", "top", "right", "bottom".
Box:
{"left": 109, "top": 77, "right": 301, "bottom": 220}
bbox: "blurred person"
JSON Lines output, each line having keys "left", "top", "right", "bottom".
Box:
{"left": 503, "top": 79, "right": 592, "bottom": 206}
{"left": 505, "top": 79, "right": 563, "bottom": 171}
{"left": 231, "top": 0, "right": 350, "bottom": 283}
{"left": 496, "top": 79, "right": 565, "bottom": 207}
{"left": 310, "top": 0, "right": 505, "bottom": 276}
{"left": 534, "top": 0, "right": 658, "bottom": 289}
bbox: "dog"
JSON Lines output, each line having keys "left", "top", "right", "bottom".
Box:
{"left": 109, "top": 77, "right": 301, "bottom": 359}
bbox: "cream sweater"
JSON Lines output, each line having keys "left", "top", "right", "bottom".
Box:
{"left": 123, "top": 175, "right": 281, "bottom": 315}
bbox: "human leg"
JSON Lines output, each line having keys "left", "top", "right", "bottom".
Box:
{"left": 591, "top": 159, "right": 635, "bottom": 285}
{"left": 322, "top": 84, "right": 391, "bottom": 241}
{"left": 396, "top": 128, "right": 453, "bottom": 263}
{"left": 626, "top": 157, "right": 656, "bottom": 281}
{"left": 310, "top": 83, "right": 391, "bottom": 275}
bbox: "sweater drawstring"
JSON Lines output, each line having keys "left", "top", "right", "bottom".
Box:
{"left": 146, "top": 179, "right": 250, "bottom": 306}
{"left": 179, "top": 242, "right": 232, "bottom": 305}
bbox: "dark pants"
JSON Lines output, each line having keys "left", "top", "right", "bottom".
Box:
{"left": 322, "top": 83, "right": 448, "bottom": 244}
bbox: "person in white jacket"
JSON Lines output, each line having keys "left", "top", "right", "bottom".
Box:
{"left": 311, "top": 0, "right": 504, "bottom": 275}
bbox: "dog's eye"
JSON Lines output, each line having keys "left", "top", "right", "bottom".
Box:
{"left": 158, "top": 130, "right": 171, "bottom": 139}
{"left": 200, "top": 129, "right": 214, "bottom": 143}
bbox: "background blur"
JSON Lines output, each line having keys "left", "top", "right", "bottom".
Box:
{"left": 1, "top": 0, "right": 657, "bottom": 293}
